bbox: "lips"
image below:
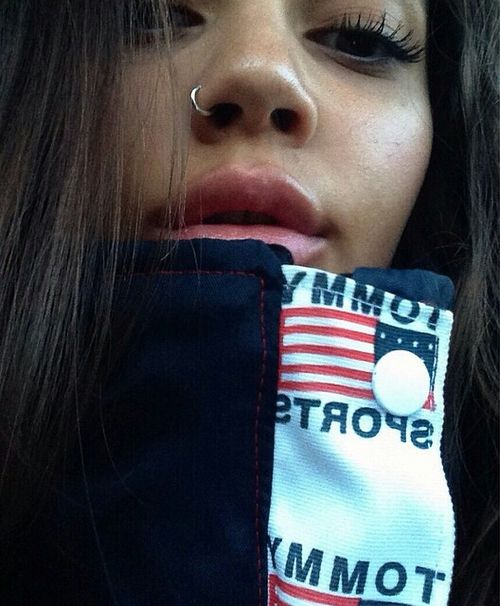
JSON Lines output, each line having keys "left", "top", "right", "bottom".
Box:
{"left": 143, "top": 164, "right": 329, "bottom": 265}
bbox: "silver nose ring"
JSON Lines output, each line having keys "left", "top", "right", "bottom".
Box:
{"left": 190, "top": 85, "right": 214, "bottom": 116}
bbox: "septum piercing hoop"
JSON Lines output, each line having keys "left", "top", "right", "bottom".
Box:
{"left": 190, "top": 85, "right": 215, "bottom": 116}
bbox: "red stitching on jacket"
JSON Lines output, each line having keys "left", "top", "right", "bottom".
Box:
{"left": 122, "top": 268, "right": 267, "bottom": 604}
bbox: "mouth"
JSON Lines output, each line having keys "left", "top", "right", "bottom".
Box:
{"left": 204, "top": 210, "right": 278, "bottom": 226}
{"left": 143, "top": 164, "right": 329, "bottom": 265}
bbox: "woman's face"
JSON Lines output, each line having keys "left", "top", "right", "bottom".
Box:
{"left": 122, "top": 0, "right": 432, "bottom": 274}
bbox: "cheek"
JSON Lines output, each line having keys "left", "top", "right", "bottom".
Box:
{"left": 352, "top": 97, "right": 432, "bottom": 191}
{"left": 120, "top": 64, "right": 185, "bottom": 207}
{"left": 367, "top": 106, "right": 432, "bottom": 219}
{"left": 329, "top": 102, "right": 433, "bottom": 266}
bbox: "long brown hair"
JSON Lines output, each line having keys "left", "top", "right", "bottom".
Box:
{"left": 0, "top": 0, "right": 187, "bottom": 538}
{"left": 394, "top": 1, "right": 499, "bottom": 603}
{"left": 0, "top": 1, "right": 498, "bottom": 604}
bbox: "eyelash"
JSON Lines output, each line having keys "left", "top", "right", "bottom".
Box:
{"left": 133, "top": 5, "right": 425, "bottom": 67}
{"left": 308, "top": 12, "right": 425, "bottom": 65}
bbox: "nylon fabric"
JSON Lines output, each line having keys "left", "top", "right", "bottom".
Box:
{"left": 1, "top": 240, "right": 456, "bottom": 606}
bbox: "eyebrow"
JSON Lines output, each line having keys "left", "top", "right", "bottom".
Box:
{"left": 305, "top": 0, "right": 427, "bottom": 16}
{"left": 304, "top": 0, "right": 428, "bottom": 34}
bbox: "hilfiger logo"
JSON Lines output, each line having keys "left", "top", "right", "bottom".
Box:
{"left": 278, "top": 306, "right": 438, "bottom": 412}
{"left": 269, "top": 575, "right": 413, "bottom": 606}
{"left": 282, "top": 271, "right": 442, "bottom": 333}
{"left": 267, "top": 540, "right": 448, "bottom": 606}
{"left": 271, "top": 269, "right": 455, "bottom": 606}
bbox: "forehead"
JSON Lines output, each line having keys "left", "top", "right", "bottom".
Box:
{"left": 195, "top": 0, "right": 428, "bottom": 24}
{"left": 296, "top": 0, "right": 427, "bottom": 19}
{"left": 303, "top": 0, "right": 426, "bottom": 6}
{"left": 198, "top": 0, "right": 427, "bottom": 9}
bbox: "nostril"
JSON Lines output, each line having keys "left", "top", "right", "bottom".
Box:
{"left": 211, "top": 103, "right": 242, "bottom": 128}
{"left": 271, "top": 108, "right": 296, "bottom": 131}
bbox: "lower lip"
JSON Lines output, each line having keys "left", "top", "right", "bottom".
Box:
{"left": 145, "top": 225, "right": 328, "bottom": 265}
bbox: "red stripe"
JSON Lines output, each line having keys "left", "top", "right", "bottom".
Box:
{"left": 283, "top": 307, "right": 377, "bottom": 327}
{"left": 424, "top": 392, "right": 436, "bottom": 411}
{"left": 280, "top": 363, "right": 372, "bottom": 382}
{"left": 282, "top": 324, "right": 374, "bottom": 343}
{"left": 278, "top": 312, "right": 286, "bottom": 391}
{"left": 269, "top": 574, "right": 361, "bottom": 605}
{"left": 282, "top": 343, "right": 374, "bottom": 363}
{"left": 279, "top": 380, "right": 374, "bottom": 400}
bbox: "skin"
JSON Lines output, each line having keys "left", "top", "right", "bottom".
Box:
{"left": 121, "top": 0, "right": 432, "bottom": 274}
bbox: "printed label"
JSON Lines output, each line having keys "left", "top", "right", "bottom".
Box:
{"left": 267, "top": 266, "right": 455, "bottom": 606}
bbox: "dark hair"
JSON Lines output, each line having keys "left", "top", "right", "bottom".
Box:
{"left": 0, "top": 0, "right": 186, "bottom": 559}
{"left": 0, "top": 1, "right": 498, "bottom": 604}
{"left": 394, "top": 1, "right": 499, "bottom": 603}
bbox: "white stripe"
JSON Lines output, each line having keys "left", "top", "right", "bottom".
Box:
{"left": 284, "top": 316, "right": 376, "bottom": 335}
{"left": 280, "top": 372, "right": 371, "bottom": 391}
{"left": 282, "top": 333, "right": 373, "bottom": 353}
{"left": 275, "top": 586, "right": 323, "bottom": 606}
{"left": 278, "top": 386, "right": 376, "bottom": 407}
{"left": 280, "top": 353, "right": 373, "bottom": 372}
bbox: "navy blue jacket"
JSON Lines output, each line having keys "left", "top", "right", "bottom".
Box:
{"left": 2, "top": 239, "right": 455, "bottom": 606}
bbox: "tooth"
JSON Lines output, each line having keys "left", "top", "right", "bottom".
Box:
{"left": 204, "top": 211, "right": 277, "bottom": 225}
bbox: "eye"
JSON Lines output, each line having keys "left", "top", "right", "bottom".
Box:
{"left": 307, "top": 13, "right": 425, "bottom": 66}
{"left": 168, "top": 4, "right": 204, "bottom": 33}
{"left": 331, "top": 30, "right": 392, "bottom": 60}
{"left": 125, "top": 2, "right": 203, "bottom": 43}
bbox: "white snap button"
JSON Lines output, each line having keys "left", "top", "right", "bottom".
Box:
{"left": 372, "top": 350, "right": 430, "bottom": 416}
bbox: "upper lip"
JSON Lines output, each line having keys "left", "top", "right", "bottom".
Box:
{"left": 148, "top": 164, "right": 324, "bottom": 236}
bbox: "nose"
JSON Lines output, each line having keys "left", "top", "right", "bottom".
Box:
{"left": 190, "top": 10, "right": 318, "bottom": 148}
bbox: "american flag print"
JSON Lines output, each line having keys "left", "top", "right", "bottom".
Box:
{"left": 278, "top": 307, "right": 438, "bottom": 411}
{"left": 268, "top": 575, "right": 413, "bottom": 606}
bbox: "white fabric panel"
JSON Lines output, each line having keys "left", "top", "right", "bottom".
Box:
{"left": 267, "top": 266, "right": 455, "bottom": 606}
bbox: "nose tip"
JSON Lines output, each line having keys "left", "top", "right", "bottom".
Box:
{"left": 190, "top": 73, "right": 318, "bottom": 147}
